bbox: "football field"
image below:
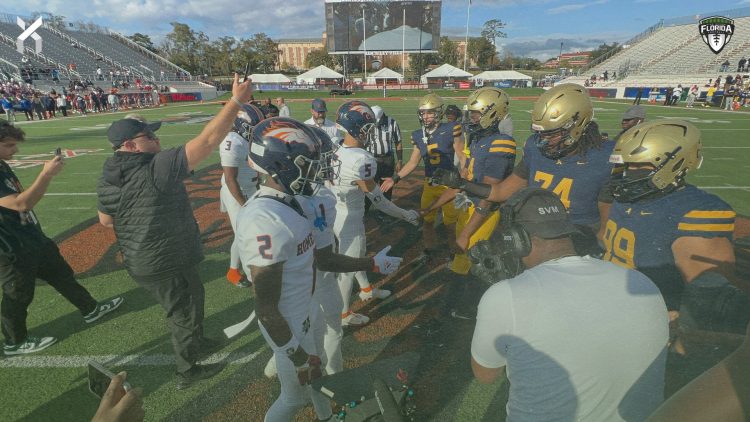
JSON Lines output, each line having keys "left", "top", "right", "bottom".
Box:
{"left": 1, "top": 91, "right": 749, "bottom": 421}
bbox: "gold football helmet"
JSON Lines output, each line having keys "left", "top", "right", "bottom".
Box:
{"left": 418, "top": 93, "right": 445, "bottom": 129}
{"left": 610, "top": 119, "right": 703, "bottom": 202}
{"left": 531, "top": 83, "right": 593, "bottom": 159}
{"left": 465, "top": 87, "right": 510, "bottom": 137}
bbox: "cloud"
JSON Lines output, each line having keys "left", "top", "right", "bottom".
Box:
{"left": 547, "top": 0, "right": 609, "bottom": 15}
{"left": 501, "top": 30, "right": 631, "bottom": 60}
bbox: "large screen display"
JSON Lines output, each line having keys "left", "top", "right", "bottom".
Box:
{"left": 325, "top": 0, "right": 441, "bottom": 54}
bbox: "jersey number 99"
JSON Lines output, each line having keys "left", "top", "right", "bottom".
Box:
{"left": 602, "top": 220, "right": 635, "bottom": 268}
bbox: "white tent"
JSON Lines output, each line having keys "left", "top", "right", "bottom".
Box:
{"left": 420, "top": 63, "right": 473, "bottom": 84}
{"left": 296, "top": 65, "right": 344, "bottom": 84}
{"left": 470, "top": 70, "right": 531, "bottom": 82}
{"left": 366, "top": 67, "right": 404, "bottom": 84}
{"left": 250, "top": 73, "right": 292, "bottom": 84}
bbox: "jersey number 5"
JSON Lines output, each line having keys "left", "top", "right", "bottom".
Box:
{"left": 364, "top": 163, "right": 372, "bottom": 178}
{"left": 602, "top": 220, "right": 635, "bottom": 268}
{"left": 257, "top": 235, "right": 273, "bottom": 259}
{"left": 533, "top": 171, "right": 573, "bottom": 208}
{"left": 427, "top": 143, "right": 441, "bottom": 165}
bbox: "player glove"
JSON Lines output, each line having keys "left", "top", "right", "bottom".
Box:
{"left": 372, "top": 245, "right": 403, "bottom": 274}
{"left": 432, "top": 168, "right": 493, "bottom": 199}
{"left": 295, "top": 355, "right": 323, "bottom": 385}
{"left": 403, "top": 209, "right": 421, "bottom": 226}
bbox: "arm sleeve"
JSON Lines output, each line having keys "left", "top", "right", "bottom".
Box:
{"left": 677, "top": 205, "right": 736, "bottom": 240}
{"left": 313, "top": 197, "right": 336, "bottom": 250}
{"left": 237, "top": 212, "right": 294, "bottom": 266}
{"left": 366, "top": 184, "right": 413, "bottom": 221}
{"left": 151, "top": 146, "right": 192, "bottom": 190}
{"left": 484, "top": 137, "right": 517, "bottom": 180}
{"left": 471, "top": 282, "right": 516, "bottom": 369}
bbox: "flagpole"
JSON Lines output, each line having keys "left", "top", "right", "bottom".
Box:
{"left": 363, "top": 7, "right": 368, "bottom": 81}
{"left": 402, "top": 7, "right": 406, "bottom": 78}
{"left": 463, "top": 0, "right": 471, "bottom": 71}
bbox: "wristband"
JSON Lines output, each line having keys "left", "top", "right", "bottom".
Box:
{"left": 230, "top": 96, "right": 243, "bottom": 107}
{"left": 392, "top": 174, "right": 401, "bottom": 184}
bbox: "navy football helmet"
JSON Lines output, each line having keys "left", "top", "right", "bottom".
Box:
{"left": 233, "top": 104, "right": 265, "bottom": 141}
{"left": 336, "top": 100, "right": 377, "bottom": 148}
{"left": 249, "top": 117, "right": 324, "bottom": 196}
{"left": 307, "top": 125, "right": 340, "bottom": 182}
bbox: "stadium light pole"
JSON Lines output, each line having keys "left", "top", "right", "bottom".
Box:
{"left": 559, "top": 42, "right": 563, "bottom": 68}
{"left": 363, "top": 6, "right": 368, "bottom": 81}
{"left": 464, "top": 0, "right": 471, "bottom": 71}
{"left": 402, "top": 7, "right": 406, "bottom": 79}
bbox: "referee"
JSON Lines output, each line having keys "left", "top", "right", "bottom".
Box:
{"left": 366, "top": 105, "right": 402, "bottom": 212}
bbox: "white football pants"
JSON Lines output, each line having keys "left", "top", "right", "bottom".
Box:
{"left": 313, "top": 269, "right": 344, "bottom": 375}
{"left": 220, "top": 185, "right": 253, "bottom": 272}
{"left": 333, "top": 208, "right": 370, "bottom": 316}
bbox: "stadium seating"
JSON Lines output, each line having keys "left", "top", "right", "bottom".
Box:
{"left": 563, "top": 12, "right": 750, "bottom": 89}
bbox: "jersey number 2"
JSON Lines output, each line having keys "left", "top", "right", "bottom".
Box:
{"left": 257, "top": 235, "right": 273, "bottom": 259}
{"left": 534, "top": 171, "right": 573, "bottom": 208}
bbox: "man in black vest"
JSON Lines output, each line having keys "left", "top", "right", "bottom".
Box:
{"left": 96, "top": 74, "right": 253, "bottom": 390}
{"left": 0, "top": 122, "right": 123, "bottom": 356}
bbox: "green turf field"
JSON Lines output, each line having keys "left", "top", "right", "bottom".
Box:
{"left": 1, "top": 94, "right": 748, "bottom": 421}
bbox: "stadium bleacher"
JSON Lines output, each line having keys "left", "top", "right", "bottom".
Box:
{"left": 562, "top": 9, "right": 750, "bottom": 90}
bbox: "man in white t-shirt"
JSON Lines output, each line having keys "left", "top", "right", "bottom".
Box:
{"left": 219, "top": 104, "right": 263, "bottom": 288}
{"left": 471, "top": 187, "right": 669, "bottom": 422}
{"left": 331, "top": 101, "right": 420, "bottom": 326}
{"left": 304, "top": 98, "right": 344, "bottom": 144}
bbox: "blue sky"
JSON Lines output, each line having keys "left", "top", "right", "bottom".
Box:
{"left": 4, "top": 0, "right": 750, "bottom": 60}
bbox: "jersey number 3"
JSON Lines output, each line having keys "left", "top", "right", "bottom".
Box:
{"left": 257, "top": 235, "right": 273, "bottom": 259}
{"left": 602, "top": 220, "right": 635, "bottom": 268}
{"left": 534, "top": 171, "right": 572, "bottom": 208}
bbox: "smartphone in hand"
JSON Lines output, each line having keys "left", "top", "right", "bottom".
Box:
{"left": 88, "top": 361, "right": 131, "bottom": 399}
{"left": 243, "top": 63, "right": 250, "bottom": 82}
{"left": 55, "top": 147, "right": 62, "bottom": 157}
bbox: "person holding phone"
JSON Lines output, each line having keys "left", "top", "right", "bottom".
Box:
{"left": 0, "top": 122, "right": 123, "bottom": 356}
{"left": 91, "top": 371, "right": 145, "bottom": 422}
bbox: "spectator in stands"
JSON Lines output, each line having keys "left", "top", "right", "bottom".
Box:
{"left": 603, "top": 70, "right": 608, "bottom": 81}
{"left": 51, "top": 69, "right": 59, "bottom": 83}
{"left": 716, "top": 76, "right": 722, "bottom": 87}
{"left": 738, "top": 58, "right": 746, "bottom": 72}
{"left": 275, "top": 98, "right": 290, "bottom": 117}
{"left": 685, "top": 85, "right": 699, "bottom": 108}
{"left": 160, "top": 70, "right": 165, "bottom": 81}
{"left": 612, "top": 71, "right": 616, "bottom": 79}
{"left": 97, "top": 66, "right": 103, "bottom": 81}
{"left": 720, "top": 60, "right": 730, "bottom": 72}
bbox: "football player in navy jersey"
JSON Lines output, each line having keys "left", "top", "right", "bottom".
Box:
{"left": 381, "top": 93, "right": 464, "bottom": 257}
{"left": 605, "top": 119, "right": 748, "bottom": 334}
{"left": 421, "top": 87, "right": 516, "bottom": 319}
{"left": 433, "top": 84, "right": 614, "bottom": 254}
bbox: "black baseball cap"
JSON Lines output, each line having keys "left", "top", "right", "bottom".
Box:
{"left": 311, "top": 98, "right": 327, "bottom": 112}
{"left": 622, "top": 105, "right": 646, "bottom": 120}
{"left": 107, "top": 118, "right": 161, "bottom": 148}
{"left": 510, "top": 188, "right": 580, "bottom": 239}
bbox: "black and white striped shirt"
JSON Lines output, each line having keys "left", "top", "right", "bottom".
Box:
{"left": 367, "top": 116, "right": 402, "bottom": 157}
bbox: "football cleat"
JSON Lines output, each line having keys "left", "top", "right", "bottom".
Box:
{"left": 341, "top": 311, "right": 370, "bottom": 326}
{"left": 359, "top": 287, "right": 391, "bottom": 301}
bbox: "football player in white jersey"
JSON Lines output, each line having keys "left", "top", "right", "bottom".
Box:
{"left": 219, "top": 104, "right": 263, "bottom": 288}
{"left": 237, "top": 117, "right": 331, "bottom": 421}
{"left": 264, "top": 126, "right": 403, "bottom": 378}
{"left": 331, "top": 101, "right": 420, "bottom": 326}
{"left": 238, "top": 118, "right": 402, "bottom": 420}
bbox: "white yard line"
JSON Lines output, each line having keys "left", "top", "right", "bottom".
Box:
{"left": 45, "top": 193, "right": 98, "bottom": 196}
{"left": 0, "top": 349, "right": 263, "bottom": 368}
